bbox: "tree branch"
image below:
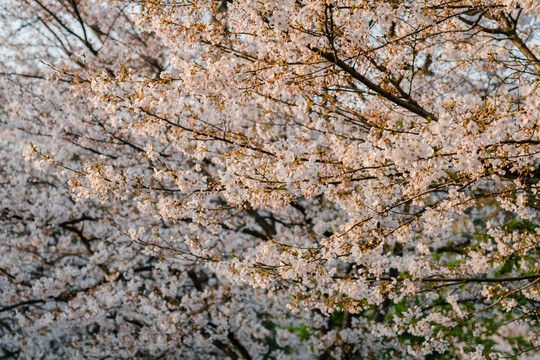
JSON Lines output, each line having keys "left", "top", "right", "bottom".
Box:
{"left": 308, "top": 46, "right": 437, "bottom": 121}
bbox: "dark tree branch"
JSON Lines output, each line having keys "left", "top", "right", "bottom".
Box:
{"left": 308, "top": 46, "right": 437, "bottom": 121}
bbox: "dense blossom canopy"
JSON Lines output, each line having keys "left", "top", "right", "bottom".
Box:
{"left": 1, "top": 0, "right": 540, "bottom": 359}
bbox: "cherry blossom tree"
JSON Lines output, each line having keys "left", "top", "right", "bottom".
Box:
{"left": 1, "top": 0, "right": 540, "bottom": 359}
